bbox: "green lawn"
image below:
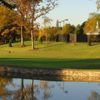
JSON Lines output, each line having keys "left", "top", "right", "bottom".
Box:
{"left": 0, "top": 41, "right": 100, "bottom": 70}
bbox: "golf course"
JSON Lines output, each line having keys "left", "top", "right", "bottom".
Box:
{"left": 0, "top": 41, "right": 100, "bottom": 70}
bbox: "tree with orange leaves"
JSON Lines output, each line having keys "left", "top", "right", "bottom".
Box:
{"left": 83, "top": 18, "right": 97, "bottom": 34}
{"left": 83, "top": 13, "right": 100, "bottom": 34}
{"left": 9, "top": 0, "right": 58, "bottom": 49}
{"left": 83, "top": 13, "right": 100, "bottom": 46}
{"left": 24, "top": 0, "right": 58, "bottom": 49}
{"left": 0, "top": 5, "right": 18, "bottom": 44}
{"left": 11, "top": 0, "right": 30, "bottom": 47}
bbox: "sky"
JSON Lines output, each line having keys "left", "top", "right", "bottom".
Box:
{"left": 36, "top": 0, "right": 98, "bottom": 27}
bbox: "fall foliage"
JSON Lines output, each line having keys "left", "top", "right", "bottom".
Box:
{"left": 0, "top": 5, "right": 18, "bottom": 43}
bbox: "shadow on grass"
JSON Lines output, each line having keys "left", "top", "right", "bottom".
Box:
{"left": 0, "top": 58, "right": 100, "bottom": 70}
{"left": 0, "top": 41, "right": 64, "bottom": 49}
{"left": 13, "top": 41, "right": 40, "bottom": 47}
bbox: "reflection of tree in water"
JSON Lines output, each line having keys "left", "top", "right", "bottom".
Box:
{"left": 87, "top": 90, "right": 100, "bottom": 100}
{"left": 12, "top": 79, "right": 40, "bottom": 100}
{"left": 0, "top": 78, "right": 40, "bottom": 100}
{"left": 39, "top": 80, "right": 54, "bottom": 100}
{"left": 0, "top": 77, "right": 14, "bottom": 99}
{"left": 56, "top": 82, "right": 68, "bottom": 93}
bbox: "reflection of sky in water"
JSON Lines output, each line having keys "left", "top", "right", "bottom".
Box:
{"left": 3, "top": 78, "right": 100, "bottom": 100}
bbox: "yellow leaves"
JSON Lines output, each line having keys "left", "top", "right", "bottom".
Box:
{"left": 83, "top": 18, "right": 97, "bottom": 34}
{"left": 10, "top": 27, "right": 16, "bottom": 32}
{"left": 39, "top": 28, "right": 46, "bottom": 39}
{"left": 1, "top": 27, "right": 17, "bottom": 36}
{"left": 0, "top": 5, "right": 18, "bottom": 32}
{"left": 4, "top": 29, "right": 10, "bottom": 34}
{"left": 2, "top": 15, "right": 6, "bottom": 20}
{"left": 1, "top": 79, "right": 4, "bottom": 83}
{"left": 1, "top": 29, "right": 10, "bottom": 36}
{"left": 61, "top": 24, "right": 71, "bottom": 34}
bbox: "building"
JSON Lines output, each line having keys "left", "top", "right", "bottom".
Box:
{"left": 55, "top": 19, "right": 59, "bottom": 27}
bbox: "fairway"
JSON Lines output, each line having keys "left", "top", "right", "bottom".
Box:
{"left": 0, "top": 41, "right": 100, "bottom": 69}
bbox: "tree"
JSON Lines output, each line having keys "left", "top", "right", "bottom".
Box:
{"left": 0, "top": 0, "right": 16, "bottom": 9}
{"left": 11, "top": 79, "right": 39, "bottom": 100}
{"left": 11, "top": 0, "right": 30, "bottom": 47}
{"left": 80, "top": 21, "right": 86, "bottom": 34}
{"left": 87, "top": 90, "right": 100, "bottom": 100}
{"left": 83, "top": 13, "right": 100, "bottom": 46}
{"left": 39, "top": 27, "right": 52, "bottom": 43}
{"left": 1, "top": 0, "right": 58, "bottom": 49}
{"left": 42, "top": 16, "right": 53, "bottom": 44}
{"left": 39, "top": 80, "right": 54, "bottom": 100}
{"left": 33, "top": 25, "right": 39, "bottom": 41}
{"left": 0, "top": 5, "right": 18, "bottom": 44}
{"left": 50, "top": 27, "right": 60, "bottom": 41}
{"left": 74, "top": 22, "right": 86, "bottom": 34}
{"left": 83, "top": 18, "right": 97, "bottom": 34}
{"left": 74, "top": 24, "right": 81, "bottom": 34}
{"left": 83, "top": 12, "right": 100, "bottom": 34}
{"left": 70, "top": 25, "right": 75, "bottom": 33}
{"left": 61, "top": 24, "right": 73, "bottom": 34}
{"left": 25, "top": 0, "right": 57, "bottom": 49}
{"left": 0, "top": 77, "right": 15, "bottom": 99}
{"left": 86, "top": 2, "right": 100, "bottom": 32}
{"left": 83, "top": 17, "right": 96, "bottom": 46}
{"left": 39, "top": 28, "right": 47, "bottom": 41}
{"left": 96, "top": 0, "right": 100, "bottom": 11}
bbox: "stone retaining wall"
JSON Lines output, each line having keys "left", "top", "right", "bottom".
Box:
{"left": 0, "top": 66, "right": 100, "bottom": 82}
{"left": 0, "top": 66, "right": 100, "bottom": 76}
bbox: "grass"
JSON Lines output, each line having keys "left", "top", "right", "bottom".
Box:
{"left": 0, "top": 41, "right": 100, "bottom": 70}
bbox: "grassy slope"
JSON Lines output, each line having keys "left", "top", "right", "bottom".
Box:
{"left": 0, "top": 41, "right": 100, "bottom": 69}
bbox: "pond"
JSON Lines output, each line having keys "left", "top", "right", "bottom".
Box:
{"left": 0, "top": 76, "right": 100, "bottom": 100}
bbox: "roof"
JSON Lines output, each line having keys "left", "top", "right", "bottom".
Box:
{"left": 86, "top": 29, "right": 100, "bottom": 35}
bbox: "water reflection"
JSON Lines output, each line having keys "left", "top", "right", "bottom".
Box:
{"left": 11, "top": 79, "right": 40, "bottom": 100}
{"left": 56, "top": 82, "right": 68, "bottom": 93}
{"left": 39, "top": 81, "right": 54, "bottom": 100}
{"left": 87, "top": 91, "right": 100, "bottom": 100}
{"left": 0, "top": 77, "right": 100, "bottom": 100}
{"left": 0, "top": 77, "right": 14, "bottom": 99}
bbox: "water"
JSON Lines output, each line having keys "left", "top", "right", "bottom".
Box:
{"left": 0, "top": 76, "right": 100, "bottom": 100}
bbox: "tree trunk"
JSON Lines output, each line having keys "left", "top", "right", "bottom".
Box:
{"left": 5, "top": 40, "right": 7, "bottom": 44}
{"left": 46, "top": 34, "right": 47, "bottom": 45}
{"left": 87, "top": 35, "right": 91, "bottom": 46}
{"left": 21, "top": 26, "right": 24, "bottom": 47}
{"left": 21, "top": 79, "right": 24, "bottom": 100}
{"left": 31, "top": 80, "right": 34, "bottom": 100}
{"left": 31, "top": 29, "right": 35, "bottom": 49}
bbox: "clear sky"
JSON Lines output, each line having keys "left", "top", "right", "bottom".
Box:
{"left": 37, "top": 0, "right": 97, "bottom": 27}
